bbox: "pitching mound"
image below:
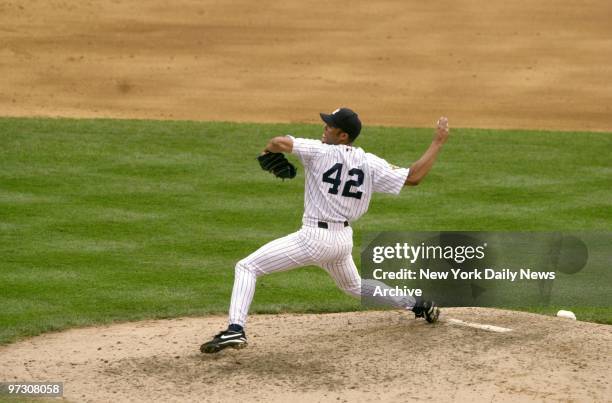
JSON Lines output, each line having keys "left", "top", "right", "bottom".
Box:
{"left": 1, "top": 308, "right": 610, "bottom": 402}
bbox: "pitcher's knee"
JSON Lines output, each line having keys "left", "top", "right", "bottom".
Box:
{"left": 235, "top": 259, "right": 261, "bottom": 277}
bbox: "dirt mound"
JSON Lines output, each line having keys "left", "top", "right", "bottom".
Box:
{"left": 1, "top": 309, "right": 609, "bottom": 402}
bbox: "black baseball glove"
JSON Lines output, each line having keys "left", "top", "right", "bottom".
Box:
{"left": 257, "top": 152, "right": 297, "bottom": 180}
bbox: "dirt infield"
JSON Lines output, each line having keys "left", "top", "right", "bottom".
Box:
{"left": 1, "top": 0, "right": 611, "bottom": 131}
{"left": 1, "top": 309, "right": 610, "bottom": 402}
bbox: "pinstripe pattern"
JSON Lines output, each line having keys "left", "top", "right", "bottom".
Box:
{"left": 228, "top": 136, "right": 413, "bottom": 327}
{"left": 289, "top": 136, "right": 409, "bottom": 224}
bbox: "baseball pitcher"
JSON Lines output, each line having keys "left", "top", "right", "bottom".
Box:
{"left": 202, "top": 108, "right": 450, "bottom": 353}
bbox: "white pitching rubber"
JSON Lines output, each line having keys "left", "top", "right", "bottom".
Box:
{"left": 446, "top": 318, "right": 512, "bottom": 333}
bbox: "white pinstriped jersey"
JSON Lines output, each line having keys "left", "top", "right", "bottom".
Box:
{"left": 227, "top": 136, "right": 417, "bottom": 328}
{"left": 289, "top": 136, "right": 410, "bottom": 224}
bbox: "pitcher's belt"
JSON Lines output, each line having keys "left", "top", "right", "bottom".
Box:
{"left": 318, "top": 221, "right": 349, "bottom": 229}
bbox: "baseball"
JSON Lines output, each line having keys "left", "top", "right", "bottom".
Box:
{"left": 557, "top": 310, "right": 577, "bottom": 320}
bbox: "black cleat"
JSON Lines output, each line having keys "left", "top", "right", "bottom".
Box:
{"left": 412, "top": 300, "right": 440, "bottom": 323}
{"left": 200, "top": 328, "right": 247, "bottom": 354}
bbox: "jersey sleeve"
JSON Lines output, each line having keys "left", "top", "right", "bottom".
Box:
{"left": 288, "top": 136, "right": 325, "bottom": 165}
{"left": 367, "top": 153, "right": 410, "bottom": 194}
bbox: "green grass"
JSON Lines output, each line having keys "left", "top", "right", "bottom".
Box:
{"left": 1, "top": 117, "right": 610, "bottom": 344}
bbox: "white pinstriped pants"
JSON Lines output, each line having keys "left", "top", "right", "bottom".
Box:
{"left": 229, "top": 223, "right": 416, "bottom": 327}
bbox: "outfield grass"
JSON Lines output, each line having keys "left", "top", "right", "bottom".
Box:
{"left": 0, "top": 117, "right": 610, "bottom": 344}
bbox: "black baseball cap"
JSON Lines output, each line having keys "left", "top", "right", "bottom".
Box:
{"left": 319, "top": 107, "right": 362, "bottom": 140}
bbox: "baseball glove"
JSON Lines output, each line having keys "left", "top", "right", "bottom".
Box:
{"left": 257, "top": 152, "right": 297, "bottom": 180}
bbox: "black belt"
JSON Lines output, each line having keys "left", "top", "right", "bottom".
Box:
{"left": 317, "top": 221, "right": 349, "bottom": 229}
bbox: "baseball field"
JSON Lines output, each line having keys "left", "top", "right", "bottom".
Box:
{"left": 1, "top": 0, "right": 611, "bottom": 402}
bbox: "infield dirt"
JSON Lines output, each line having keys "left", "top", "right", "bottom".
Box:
{"left": 1, "top": 0, "right": 611, "bottom": 131}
